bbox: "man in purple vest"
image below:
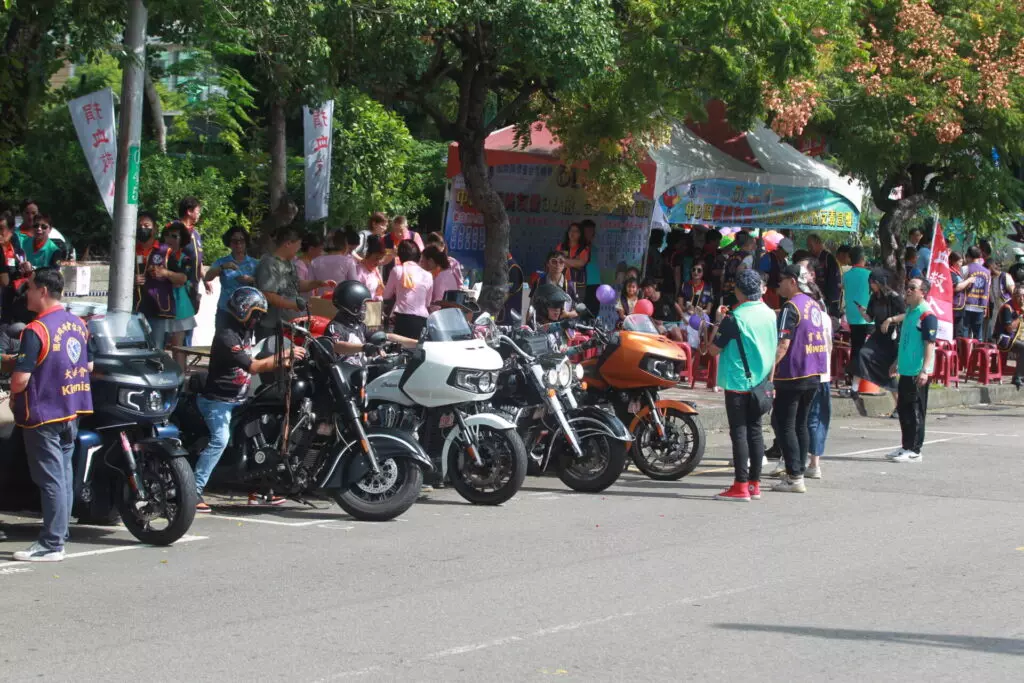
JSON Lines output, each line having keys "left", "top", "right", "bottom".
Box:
{"left": 771, "top": 264, "right": 828, "bottom": 493}
{"left": 962, "top": 246, "right": 990, "bottom": 339}
{"left": 6, "top": 269, "right": 93, "bottom": 561}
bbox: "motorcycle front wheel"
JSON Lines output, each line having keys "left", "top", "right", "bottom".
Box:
{"left": 117, "top": 456, "right": 197, "bottom": 546}
{"left": 448, "top": 426, "right": 528, "bottom": 505}
{"left": 556, "top": 433, "right": 628, "bottom": 493}
{"left": 631, "top": 409, "right": 706, "bottom": 480}
{"left": 334, "top": 457, "right": 423, "bottom": 521}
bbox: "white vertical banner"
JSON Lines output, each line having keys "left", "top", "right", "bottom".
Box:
{"left": 68, "top": 88, "right": 117, "bottom": 217}
{"left": 303, "top": 100, "right": 334, "bottom": 222}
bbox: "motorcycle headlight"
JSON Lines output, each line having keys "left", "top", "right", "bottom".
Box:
{"left": 545, "top": 368, "right": 559, "bottom": 387}
{"left": 119, "top": 388, "right": 168, "bottom": 414}
{"left": 556, "top": 361, "right": 572, "bottom": 388}
{"left": 641, "top": 355, "right": 682, "bottom": 381}
{"left": 450, "top": 368, "right": 498, "bottom": 394}
{"left": 574, "top": 364, "right": 585, "bottom": 381}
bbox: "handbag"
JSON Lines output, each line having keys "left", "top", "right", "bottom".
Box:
{"left": 736, "top": 334, "right": 774, "bottom": 415}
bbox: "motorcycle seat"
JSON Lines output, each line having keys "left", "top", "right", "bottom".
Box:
{"left": 186, "top": 371, "right": 208, "bottom": 394}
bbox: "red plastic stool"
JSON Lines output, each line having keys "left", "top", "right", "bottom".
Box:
{"left": 690, "top": 353, "right": 719, "bottom": 390}
{"left": 966, "top": 345, "right": 1003, "bottom": 384}
{"left": 831, "top": 345, "right": 852, "bottom": 385}
{"left": 957, "top": 337, "right": 978, "bottom": 375}
{"left": 931, "top": 345, "right": 960, "bottom": 387}
{"left": 673, "top": 341, "right": 695, "bottom": 387}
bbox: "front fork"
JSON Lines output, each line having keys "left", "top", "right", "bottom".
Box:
{"left": 118, "top": 431, "right": 148, "bottom": 507}
{"left": 643, "top": 390, "right": 667, "bottom": 440}
{"left": 548, "top": 391, "right": 584, "bottom": 459}
{"left": 453, "top": 409, "right": 484, "bottom": 467}
{"left": 344, "top": 399, "right": 381, "bottom": 475}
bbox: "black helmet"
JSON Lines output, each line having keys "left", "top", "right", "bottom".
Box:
{"left": 532, "top": 283, "right": 572, "bottom": 312}
{"left": 226, "top": 286, "right": 268, "bottom": 329}
{"left": 332, "top": 280, "right": 371, "bottom": 325}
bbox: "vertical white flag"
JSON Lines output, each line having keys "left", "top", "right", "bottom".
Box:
{"left": 303, "top": 100, "right": 334, "bottom": 222}
{"left": 68, "top": 88, "right": 117, "bottom": 217}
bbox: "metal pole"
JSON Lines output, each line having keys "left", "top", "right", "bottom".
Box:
{"left": 108, "top": 0, "right": 148, "bottom": 313}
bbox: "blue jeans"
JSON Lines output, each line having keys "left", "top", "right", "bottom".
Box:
{"left": 807, "top": 381, "right": 832, "bottom": 457}
{"left": 963, "top": 310, "right": 985, "bottom": 340}
{"left": 194, "top": 396, "right": 237, "bottom": 494}
{"left": 23, "top": 420, "right": 78, "bottom": 551}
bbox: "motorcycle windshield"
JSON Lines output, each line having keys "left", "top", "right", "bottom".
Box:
{"left": 622, "top": 314, "right": 660, "bottom": 335}
{"left": 87, "top": 312, "right": 153, "bottom": 351}
{"left": 423, "top": 308, "right": 475, "bottom": 342}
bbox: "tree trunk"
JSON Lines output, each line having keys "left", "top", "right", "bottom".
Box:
{"left": 144, "top": 71, "right": 166, "bottom": 153}
{"left": 268, "top": 95, "right": 288, "bottom": 214}
{"left": 877, "top": 193, "right": 932, "bottom": 287}
{"left": 459, "top": 134, "right": 509, "bottom": 314}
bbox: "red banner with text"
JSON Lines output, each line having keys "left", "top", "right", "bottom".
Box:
{"left": 926, "top": 222, "right": 954, "bottom": 341}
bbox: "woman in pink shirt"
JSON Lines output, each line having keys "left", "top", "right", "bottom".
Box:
{"left": 422, "top": 245, "right": 460, "bottom": 310}
{"left": 383, "top": 239, "right": 433, "bottom": 338}
{"left": 425, "top": 231, "right": 463, "bottom": 284}
{"left": 312, "top": 230, "right": 360, "bottom": 294}
{"left": 294, "top": 232, "right": 325, "bottom": 281}
{"left": 355, "top": 235, "right": 386, "bottom": 300}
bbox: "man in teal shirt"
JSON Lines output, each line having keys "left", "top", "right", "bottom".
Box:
{"left": 708, "top": 269, "right": 779, "bottom": 501}
{"left": 883, "top": 277, "right": 937, "bottom": 463}
{"left": 843, "top": 247, "right": 873, "bottom": 381}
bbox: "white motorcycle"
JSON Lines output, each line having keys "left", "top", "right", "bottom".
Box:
{"left": 365, "top": 308, "right": 528, "bottom": 505}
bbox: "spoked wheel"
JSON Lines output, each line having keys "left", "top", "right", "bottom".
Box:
{"left": 334, "top": 457, "right": 423, "bottom": 521}
{"left": 631, "top": 409, "right": 706, "bottom": 481}
{"left": 117, "top": 456, "right": 197, "bottom": 545}
{"left": 557, "top": 433, "right": 628, "bottom": 493}
{"left": 448, "top": 426, "right": 528, "bottom": 505}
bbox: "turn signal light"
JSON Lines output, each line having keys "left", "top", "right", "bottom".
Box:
{"left": 547, "top": 388, "right": 557, "bottom": 397}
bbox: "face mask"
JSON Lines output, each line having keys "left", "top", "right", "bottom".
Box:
{"left": 137, "top": 228, "right": 153, "bottom": 243}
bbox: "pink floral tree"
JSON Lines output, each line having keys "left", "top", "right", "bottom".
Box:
{"left": 765, "top": 0, "right": 1024, "bottom": 270}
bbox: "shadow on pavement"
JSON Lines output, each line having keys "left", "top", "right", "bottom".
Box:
{"left": 714, "top": 623, "right": 1024, "bottom": 655}
{"left": 517, "top": 486, "right": 721, "bottom": 502}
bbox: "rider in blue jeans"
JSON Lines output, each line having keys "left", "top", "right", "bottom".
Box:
{"left": 193, "top": 287, "right": 304, "bottom": 513}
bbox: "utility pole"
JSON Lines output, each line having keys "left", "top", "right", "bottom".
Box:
{"left": 108, "top": 0, "right": 148, "bottom": 313}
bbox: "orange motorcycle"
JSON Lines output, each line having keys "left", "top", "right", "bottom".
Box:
{"left": 570, "top": 313, "right": 705, "bottom": 480}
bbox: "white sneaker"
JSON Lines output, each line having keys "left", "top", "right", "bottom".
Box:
{"left": 805, "top": 465, "right": 822, "bottom": 480}
{"left": 884, "top": 448, "right": 907, "bottom": 460}
{"left": 891, "top": 450, "right": 922, "bottom": 463}
{"left": 13, "top": 542, "right": 65, "bottom": 562}
{"left": 761, "top": 456, "right": 769, "bottom": 469}
{"left": 768, "top": 459, "right": 787, "bottom": 478}
{"left": 772, "top": 475, "right": 807, "bottom": 493}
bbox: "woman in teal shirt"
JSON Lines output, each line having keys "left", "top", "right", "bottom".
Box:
{"left": 205, "top": 227, "right": 258, "bottom": 321}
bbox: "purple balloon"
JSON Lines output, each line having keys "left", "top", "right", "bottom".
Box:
{"left": 596, "top": 284, "right": 617, "bottom": 305}
{"left": 688, "top": 314, "right": 703, "bottom": 330}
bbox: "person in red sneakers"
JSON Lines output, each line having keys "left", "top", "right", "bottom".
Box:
{"left": 707, "top": 270, "right": 779, "bottom": 501}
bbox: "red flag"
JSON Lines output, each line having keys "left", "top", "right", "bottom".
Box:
{"left": 926, "top": 222, "right": 954, "bottom": 341}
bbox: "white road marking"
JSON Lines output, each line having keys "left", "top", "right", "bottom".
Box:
{"left": 829, "top": 438, "right": 955, "bottom": 457}
{"left": 199, "top": 515, "right": 330, "bottom": 527}
{"left": 317, "top": 524, "right": 355, "bottom": 531}
{"left": 0, "top": 534, "right": 208, "bottom": 568}
{"left": 838, "top": 426, "right": 1005, "bottom": 437}
{"left": 316, "top": 584, "right": 763, "bottom": 681}
{"left": 0, "top": 567, "right": 32, "bottom": 576}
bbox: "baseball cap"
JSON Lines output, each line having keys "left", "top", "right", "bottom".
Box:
{"left": 777, "top": 237, "right": 794, "bottom": 254}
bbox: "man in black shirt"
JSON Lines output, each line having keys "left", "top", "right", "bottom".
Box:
{"left": 808, "top": 233, "right": 842, "bottom": 318}
{"left": 325, "top": 281, "right": 416, "bottom": 366}
{"left": 641, "top": 278, "right": 685, "bottom": 341}
{"left": 192, "top": 286, "right": 305, "bottom": 513}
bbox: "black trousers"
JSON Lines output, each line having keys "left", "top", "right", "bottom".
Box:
{"left": 773, "top": 384, "right": 817, "bottom": 477}
{"left": 897, "top": 375, "right": 929, "bottom": 453}
{"left": 849, "top": 324, "right": 872, "bottom": 378}
{"left": 963, "top": 310, "right": 985, "bottom": 340}
{"left": 953, "top": 311, "right": 965, "bottom": 339}
{"left": 724, "top": 391, "right": 765, "bottom": 483}
{"left": 393, "top": 313, "right": 427, "bottom": 340}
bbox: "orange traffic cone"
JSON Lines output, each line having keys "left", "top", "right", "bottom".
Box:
{"left": 854, "top": 376, "right": 885, "bottom": 395}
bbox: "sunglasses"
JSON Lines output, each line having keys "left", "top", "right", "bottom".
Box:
{"left": 692, "top": 268, "right": 703, "bottom": 273}
{"left": 34, "top": 224, "right": 50, "bottom": 230}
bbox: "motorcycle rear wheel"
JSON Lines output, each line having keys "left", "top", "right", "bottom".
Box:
{"left": 334, "top": 457, "right": 423, "bottom": 521}
{"left": 630, "top": 409, "right": 706, "bottom": 480}
{"left": 556, "top": 433, "right": 628, "bottom": 493}
{"left": 448, "top": 426, "right": 528, "bottom": 505}
{"left": 117, "top": 456, "right": 197, "bottom": 546}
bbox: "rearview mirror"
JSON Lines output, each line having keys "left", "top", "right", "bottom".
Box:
{"left": 509, "top": 309, "right": 522, "bottom": 325}
{"left": 368, "top": 331, "right": 388, "bottom": 346}
{"left": 474, "top": 312, "right": 494, "bottom": 326}
{"left": 575, "top": 303, "right": 592, "bottom": 319}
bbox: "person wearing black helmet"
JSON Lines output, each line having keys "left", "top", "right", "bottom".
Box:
{"left": 326, "top": 280, "right": 416, "bottom": 365}
{"left": 530, "top": 282, "right": 574, "bottom": 325}
{"left": 194, "top": 286, "right": 307, "bottom": 513}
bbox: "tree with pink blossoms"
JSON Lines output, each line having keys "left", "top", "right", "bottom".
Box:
{"left": 765, "top": 0, "right": 1024, "bottom": 270}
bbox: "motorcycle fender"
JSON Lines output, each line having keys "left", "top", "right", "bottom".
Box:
{"left": 325, "top": 428, "right": 434, "bottom": 490}
{"left": 440, "top": 412, "right": 517, "bottom": 463}
{"left": 134, "top": 437, "right": 189, "bottom": 460}
{"left": 628, "top": 399, "right": 698, "bottom": 433}
{"left": 566, "top": 406, "right": 633, "bottom": 443}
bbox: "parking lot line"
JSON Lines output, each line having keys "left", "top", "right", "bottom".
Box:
{"left": 198, "top": 514, "right": 330, "bottom": 527}
{"left": 0, "top": 534, "right": 208, "bottom": 568}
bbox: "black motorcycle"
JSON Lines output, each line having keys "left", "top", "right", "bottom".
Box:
{"left": 0, "top": 313, "right": 197, "bottom": 546}
{"left": 173, "top": 320, "right": 432, "bottom": 522}
{"left": 484, "top": 315, "right": 632, "bottom": 493}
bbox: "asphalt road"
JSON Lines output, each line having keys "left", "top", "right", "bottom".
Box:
{"left": 2, "top": 404, "right": 1023, "bottom": 682}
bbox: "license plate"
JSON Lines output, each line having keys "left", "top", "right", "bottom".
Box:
{"left": 438, "top": 413, "right": 455, "bottom": 429}
{"left": 627, "top": 400, "right": 642, "bottom": 414}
